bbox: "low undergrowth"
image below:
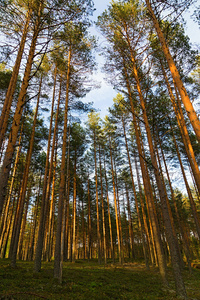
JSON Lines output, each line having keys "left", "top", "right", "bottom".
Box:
{"left": 0, "top": 259, "right": 200, "bottom": 299}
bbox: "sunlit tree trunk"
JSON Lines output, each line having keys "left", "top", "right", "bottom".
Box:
{"left": 171, "top": 124, "right": 200, "bottom": 240}
{"left": 0, "top": 4, "right": 42, "bottom": 217}
{"left": 133, "top": 148, "right": 156, "bottom": 266}
{"left": 0, "top": 189, "right": 17, "bottom": 258}
{"left": 34, "top": 67, "right": 58, "bottom": 272}
{"left": 114, "top": 154, "right": 124, "bottom": 263}
{"left": 87, "top": 174, "right": 92, "bottom": 260}
{"left": 0, "top": 125, "right": 23, "bottom": 248}
{"left": 72, "top": 150, "right": 77, "bottom": 263}
{"left": 46, "top": 142, "right": 57, "bottom": 262}
{"left": 0, "top": 7, "right": 32, "bottom": 150}
{"left": 10, "top": 75, "right": 42, "bottom": 268}
{"left": 124, "top": 63, "right": 167, "bottom": 284}
{"left": 17, "top": 185, "right": 32, "bottom": 260}
{"left": 125, "top": 33, "right": 186, "bottom": 295}
{"left": 103, "top": 148, "right": 114, "bottom": 262}
{"left": 146, "top": 0, "right": 200, "bottom": 144}
{"left": 160, "top": 61, "right": 200, "bottom": 195}
{"left": 63, "top": 129, "right": 71, "bottom": 262}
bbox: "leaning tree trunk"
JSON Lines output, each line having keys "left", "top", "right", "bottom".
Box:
{"left": 123, "top": 63, "right": 167, "bottom": 284}
{"left": 0, "top": 5, "right": 42, "bottom": 217}
{"left": 0, "top": 8, "right": 32, "bottom": 150}
{"left": 171, "top": 124, "right": 200, "bottom": 240}
{"left": 158, "top": 132, "right": 192, "bottom": 273}
{"left": 160, "top": 61, "right": 200, "bottom": 195}
{"left": 131, "top": 55, "right": 186, "bottom": 299}
{"left": 145, "top": 0, "right": 200, "bottom": 144}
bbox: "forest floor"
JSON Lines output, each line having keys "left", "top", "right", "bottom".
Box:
{"left": 0, "top": 259, "right": 200, "bottom": 299}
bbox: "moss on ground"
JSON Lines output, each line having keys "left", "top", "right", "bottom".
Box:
{"left": 0, "top": 259, "right": 199, "bottom": 299}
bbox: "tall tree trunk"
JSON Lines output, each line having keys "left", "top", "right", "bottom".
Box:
{"left": 124, "top": 182, "right": 135, "bottom": 260}
{"left": 29, "top": 173, "right": 42, "bottom": 261}
{"left": 72, "top": 151, "right": 77, "bottom": 263}
{"left": 113, "top": 152, "right": 124, "bottom": 263}
{"left": 171, "top": 123, "right": 200, "bottom": 240}
{"left": 158, "top": 132, "right": 192, "bottom": 273}
{"left": 122, "top": 115, "right": 150, "bottom": 266}
{"left": 34, "top": 66, "right": 58, "bottom": 272}
{"left": 109, "top": 137, "right": 122, "bottom": 264}
{"left": 87, "top": 174, "right": 92, "bottom": 260}
{"left": 103, "top": 149, "right": 114, "bottom": 262}
{"left": 0, "top": 125, "right": 22, "bottom": 247}
{"left": 154, "top": 134, "right": 184, "bottom": 269}
{"left": 17, "top": 185, "right": 32, "bottom": 260}
{"left": 8, "top": 176, "right": 24, "bottom": 259}
{"left": 81, "top": 192, "right": 86, "bottom": 260}
{"left": 0, "top": 191, "right": 17, "bottom": 258}
{"left": 54, "top": 48, "right": 71, "bottom": 280}
{"left": 0, "top": 8, "right": 32, "bottom": 150}
{"left": 43, "top": 80, "right": 61, "bottom": 261}
{"left": 133, "top": 148, "right": 156, "bottom": 266}
{"left": 124, "top": 63, "right": 167, "bottom": 284}
{"left": 63, "top": 127, "right": 71, "bottom": 261}
{"left": 10, "top": 75, "right": 42, "bottom": 268}
{"left": 46, "top": 148, "right": 57, "bottom": 262}
{"left": 94, "top": 133, "right": 101, "bottom": 264}
{"left": 145, "top": 0, "right": 200, "bottom": 144}
{"left": 99, "top": 145, "right": 107, "bottom": 265}
{"left": 160, "top": 61, "right": 200, "bottom": 195}
{"left": 0, "top": 5, "right": 42, "bottom": 217}
{"left": 125, "top": 32, "right": 186, "bottom": 295}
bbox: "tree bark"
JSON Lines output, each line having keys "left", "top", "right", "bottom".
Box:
{"left": 34, "top": 66, "right": 58, "bottom": 272}
{"left": 109, "top": 137, "right": 122, "bottom": 264}
{"left": 54, "top": 48, "right": 71, "bottom": 280}
{"left": 94, "top": 132, "right": 101, "bottom": 264}
{"left": 10, "top": 75, "right": 42, "bottom": 268}
{"left": 0, "top": 8, "right": 32, "bottom": 150}
{"left": 0, "top": 5, "right": 42, "bottom": 217}
{"left": 145, "top": 0, "right": 200, "bottom": 144}
{"left": 99, "top": 144, "right": 107, "bottom": 265}
{"left": 160, "top": 61, "right": 200, "bottom": 195}
{"left": 124, "top": 63, "right": 167, "bottom": 284}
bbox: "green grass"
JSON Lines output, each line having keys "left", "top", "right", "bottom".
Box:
{"left": 0, "top": 259, "right": 200, "bottom": 299}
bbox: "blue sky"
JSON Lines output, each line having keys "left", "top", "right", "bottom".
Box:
{"left": 82, "top": 0, "right": 116, "bottom": 119}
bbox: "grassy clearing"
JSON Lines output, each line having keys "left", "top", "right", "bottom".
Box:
{"left": 0, "top": 259, "right": 200, "bottom": 299}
